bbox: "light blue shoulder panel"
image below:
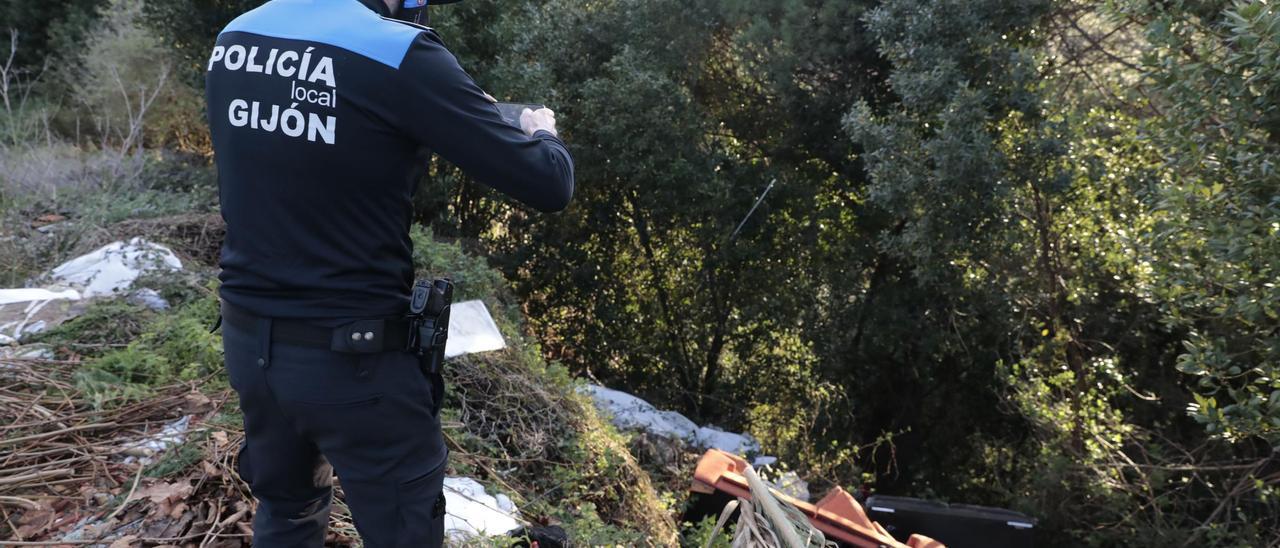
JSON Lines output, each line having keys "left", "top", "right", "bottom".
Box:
{"left": 221, "top": 0, "right": 422, "bottom": 69}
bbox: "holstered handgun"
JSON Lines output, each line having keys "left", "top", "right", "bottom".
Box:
{"left": 408, "top": 278, "right": 453, "bottom": 374}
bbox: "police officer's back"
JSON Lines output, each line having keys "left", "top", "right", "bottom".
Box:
{"left": 205, "top": 0, "right": 574, "bottom": 545}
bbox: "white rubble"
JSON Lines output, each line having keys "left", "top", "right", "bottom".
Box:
{"left": 0, "top": 344, "right": 55, "bottom": 360}
{"left": 581, "top": 384, "right": 762, "bottom": 455}
{"left": 444, "top": 476, "right": 521, "bottom": 539}
{"left": 128, "top": 288, "right": 170, "bottom": 311}
{"left": 121, "top": 415, "right": 191, "bottom": 466}
{"left": 583, "top": 384, "right": 699, "bottom": 439}
{"left": 695, "top": 425, "right": 760, "bottom": 455}
{"left": 0, "top": 239, "right": 183, "bottom": 343}
{"left": 0, "top": 289, "right": 83, "bottom": 344}
{"left": 752, "top": 456, "right": 779, "bottom": 467}
{"left": 50, "top": 237, "right": 182, "bottom": 298}
{"left": 444, "top": 300, "right": 506, "bottom": 359}
{"left": 0, "top": 288, "right": 82, "bottom": 305}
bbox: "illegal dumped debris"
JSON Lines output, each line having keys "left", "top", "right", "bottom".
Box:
{"left": 0, "top": 238, "right": 183, "bottom": 343}
{"left": 443, "top": 476, "right": 522, "bottom": 539}
{"left": 49, "top": 237, "right": 183, "bottom": 298}
{"left": 1, "top": 228, "right": 679, "bottom": 544}
{"left": 443, "top": 299, "right": 506, "bottom": 358}
{"left": 0, "top": 289, "right": 84, "bottom": 344}
{"left": 690, "top": 449, "right": 945, "bottom": 548}
{"left": 581, "top": 383, "right": 765, "bottom": 456}
{"left": 120, "top": 415, "right": 191, "bottom": 466}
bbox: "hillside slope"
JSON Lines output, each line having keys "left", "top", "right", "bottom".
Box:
{"left": 0, "top": 213, "right": 678, "bottom": 545}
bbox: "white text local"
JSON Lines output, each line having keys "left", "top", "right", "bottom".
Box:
{"left": 291, "top": 81, "right": 336, "bottom": 108}
{"left": 208, "top": 45, "right": 337, "bottom": 88}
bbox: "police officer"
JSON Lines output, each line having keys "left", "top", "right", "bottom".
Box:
{"left": 205, "top": 0, "right": 574, "bottom": 545}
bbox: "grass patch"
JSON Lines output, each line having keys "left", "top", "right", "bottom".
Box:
{"left": 144, "top": 430, "right": 210, "bottom": 479}
{"left": 413, "top": 227, "right": 676, "bottom": 542}
{"left": 72, "top": 287, "right": 222, "bottom": 408}
{"left": 31, "top": 298, "right": 156, "bottom": 357}
{"left": 0, "top": 144, "right": 216, "bottom": 286}
{"left": 412, "top": 224, "right": 508, "bottom": 303}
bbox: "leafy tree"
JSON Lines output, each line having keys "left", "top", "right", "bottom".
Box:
{"left": 1124, "top": 0, "right": 1280, "bottom": 447}
{"left": 142, "top": 0, "right": 267, "bottom": 83}
{"left": 0, "top": 0, "right": 100, "bottom": 68}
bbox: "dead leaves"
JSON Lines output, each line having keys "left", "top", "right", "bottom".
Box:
{"left": 136, "top": 479, "right": 196, "bottom": 514}
{"left": 31, "top": 213, "right": 67, "bottom": 228}
{"left": 182, "top": 392, "right": 216, "bottom": 415}
{"left": 108, "top": 535, "right": 140, "bottom": 548}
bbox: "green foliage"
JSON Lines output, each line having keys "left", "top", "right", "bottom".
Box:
{"left": 446, "top": 3, "right": 869, "bottom": 489}
{"left": 410, "top": 224, "right": 507, "bottom": 303}
{"left": 682, "top": 515, "right": 734, "bottom": 548}
{"left": 448, "top": 0, "right": 1274, "bottom": 543}
{"left": 74, "top": 287, "right": 222, "bottom": 407}
{"left": 141, "top": 0, "right": 267, "bottom": 84}
{"left": 0, "top": 0, "right": 100, "bottom": 68}
{"left": 31, "top": 298, "right": 156, "bottom": 355}
{"left": 68, "top": 0, "right": 208, "bottom": 151}
{"left": 1126, "top": 0, "right": 1280, "bottom": 447}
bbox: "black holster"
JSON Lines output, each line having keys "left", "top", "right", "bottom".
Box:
{"left": 408, "top": 279, "right": 453, "bottom": 375}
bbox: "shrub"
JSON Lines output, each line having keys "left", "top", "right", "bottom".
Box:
{"left": 411, "top": 224, "right": 508, "bottom": 303}
{"left": 67, "top": 0, "right": 207, "bottom": 153}
{"left": 73, "top": 286, "right": 222, "bottom": 407}
{"left": 0, "top": 0, "right": 100, "bottom": 69}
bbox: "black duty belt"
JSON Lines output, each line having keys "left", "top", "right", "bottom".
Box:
{"left": 220, "top": 301, "right": 411, "bottom": 354}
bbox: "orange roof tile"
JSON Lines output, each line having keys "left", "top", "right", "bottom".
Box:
{"left": 692, "top": 449, "right": 943, "bottom": 548}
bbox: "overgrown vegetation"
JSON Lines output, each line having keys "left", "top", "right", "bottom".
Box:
{"left": 3, "top": 211, "right": 677, "bottom": 541}
{"left": 413, "top": 225, "right": 679, "bottom": 542}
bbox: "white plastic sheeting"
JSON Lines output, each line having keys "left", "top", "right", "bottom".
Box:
{"left": 444, "top": 477, "right": 521, "bottom": 538}
{"left": 0, "top": 289, "right": 82, "bottom": 344}
{"left": 128, "top": 288, "right": 170, "bottom": 311}
{"left": 50, "top": 238, "right": 182, "bottom": 298}
{"left": 581, "top": 384, "right": 762, "bottom": 455}
{"left": 0, "top": 344, "right": 53, "bottom": 359}
{"left": 121, "top": 415, "right": 191, "bottom": 466}
{"left": 0, "top": 238, "right": 182, "bottom": 343}
{"left": 444, "top": 300, "right": 506, "bottom": 359}
{"left": 0, "top": 288, "right": 81, "bottom": 305}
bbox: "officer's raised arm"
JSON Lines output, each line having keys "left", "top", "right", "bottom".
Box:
{"left": 393, "top": 31, "right": 575, "bottom": 212}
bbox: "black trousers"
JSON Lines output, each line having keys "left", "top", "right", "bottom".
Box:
{"left": 222, "top": 312, "right": 448, "bottom": 547}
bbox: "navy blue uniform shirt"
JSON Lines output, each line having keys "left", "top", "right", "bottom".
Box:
{"left": 207, "top": 0, "right": 574, "bottom": 320}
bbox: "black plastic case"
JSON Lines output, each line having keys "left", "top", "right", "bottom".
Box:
{"left": 865, "top": 495, "right": 1036, "bottom": 548}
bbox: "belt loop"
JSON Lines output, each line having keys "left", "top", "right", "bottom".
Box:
{"left": 257, "top": 316, "right": 273, "bottom": 369}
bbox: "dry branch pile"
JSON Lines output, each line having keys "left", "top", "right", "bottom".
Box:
{"left": 446, "top": 349, "right": 679, "bottom": 544}
{"left": 0, "top": 356, "right": 358, "bottom": 546}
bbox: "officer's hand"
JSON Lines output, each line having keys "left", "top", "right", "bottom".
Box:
{"left": 520, "top": 108, "right": 558, "bottom": 138}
